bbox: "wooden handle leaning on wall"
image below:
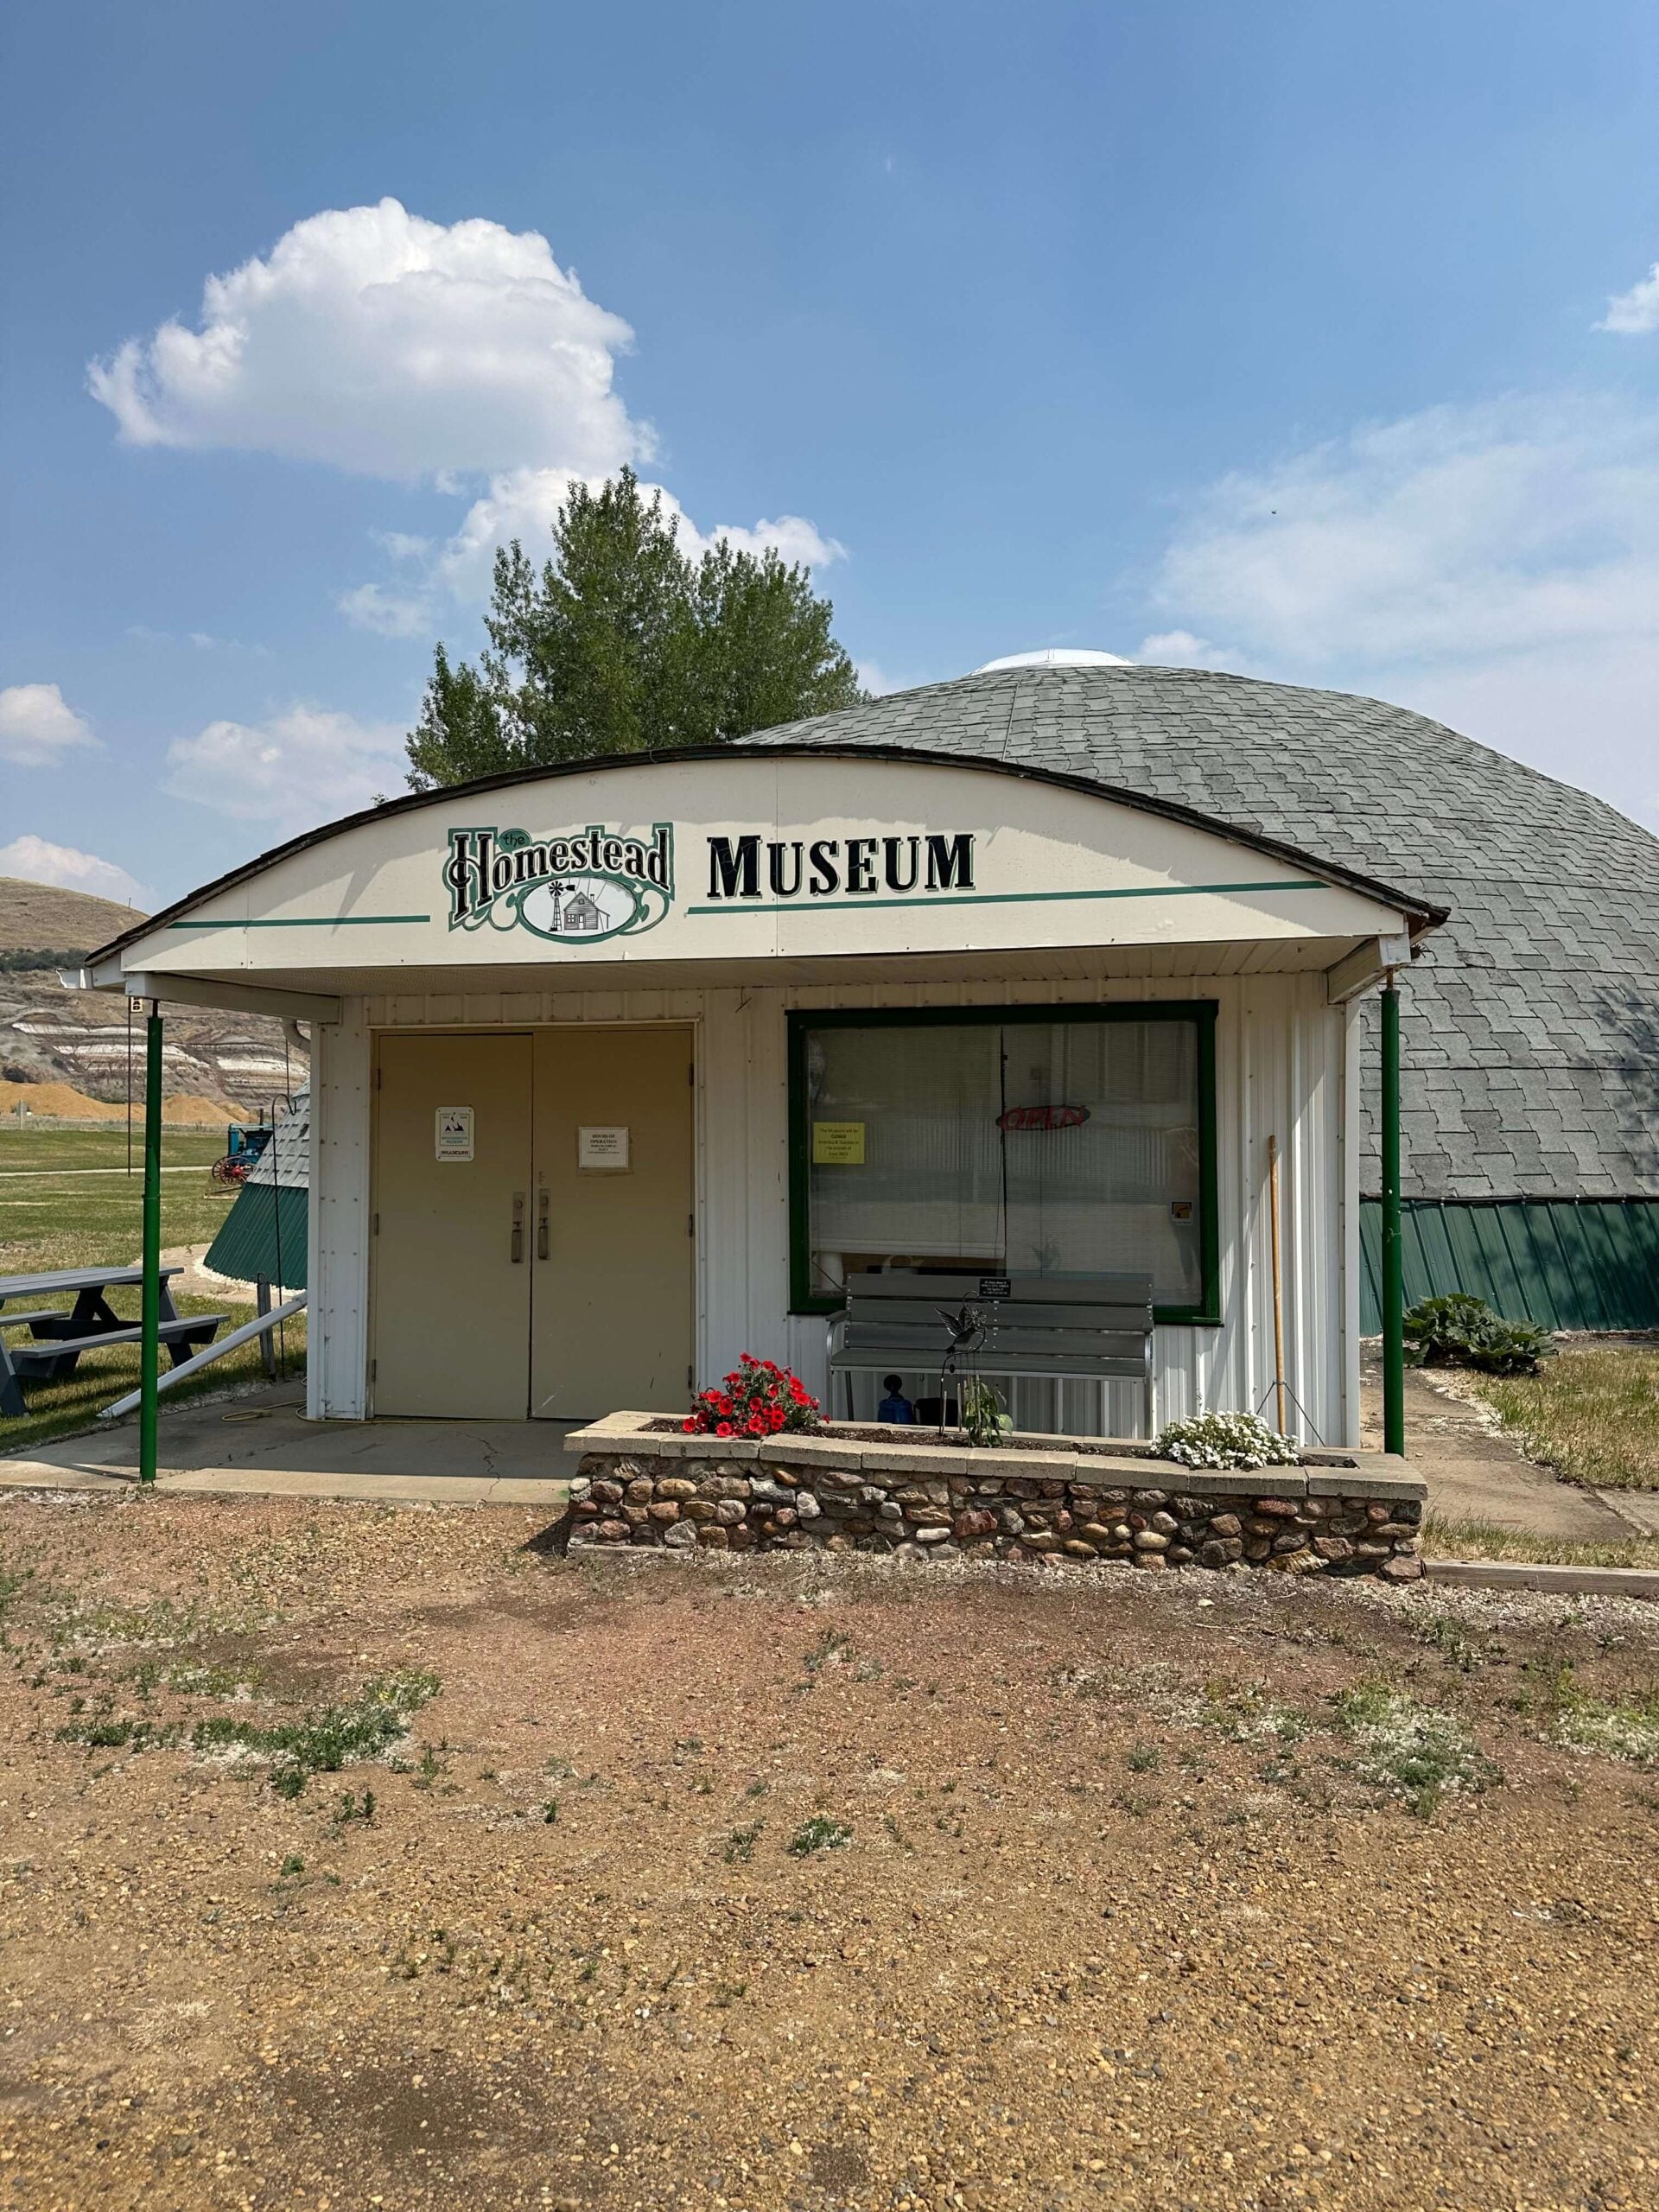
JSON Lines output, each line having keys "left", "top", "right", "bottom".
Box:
{"left": 1267, "top": 1135, "right": 1287, "bottom": 1436}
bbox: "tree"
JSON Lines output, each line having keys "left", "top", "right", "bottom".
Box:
{"left": 405, "top": 469, "right": 864, "bottom": 788}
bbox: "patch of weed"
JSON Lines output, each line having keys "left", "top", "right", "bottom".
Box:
{"left": 1200, "top": 1686, "right": 1311, "bottom": 1745}
{"left": 723, "top": 1820, "right": 764, "bottom": 1864}
{"left": 193, "top": 1668, "right": 439, "bottom": 1796}
{"left": 1414, "top": 1611, "right": 1499, "bottom": 1674}
{"left": 1539, "top": 1665, "right": 1659, "bottom": 1768}
{"left": 799, "top": 1629, "right": 855, "bottom": 1686}
{"left": 1127, "top": 1743, "right": 1161, "bottom": 1773}
{"left": 1332, "top": 1683, "right": 1498, "bottom": 1815}
{"left": 55, "top": 1715, "right": 183, "bottom": 1752}
{"left": 787, "top": 1815, "right": 851, "bottom": 1856}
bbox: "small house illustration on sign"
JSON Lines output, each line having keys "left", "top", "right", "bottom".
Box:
{"left": 561, "top": 891, "right": 605, "bottom": 933}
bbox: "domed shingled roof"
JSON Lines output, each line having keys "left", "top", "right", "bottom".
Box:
{"left": 741, "top": 664, "right": 1659, "bottom": 1202}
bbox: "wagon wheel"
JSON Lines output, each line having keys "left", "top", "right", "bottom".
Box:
{"left": 211, "top": 1155, "right": 248, "bottom": 1188}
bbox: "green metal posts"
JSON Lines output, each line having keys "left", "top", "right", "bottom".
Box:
{"left": 139, "top": 1002, "right": 163, "bottom": 1486}
{"left": 1381, "top": 980, "right": 1405, "bottom": 1459}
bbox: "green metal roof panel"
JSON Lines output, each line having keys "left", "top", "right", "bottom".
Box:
{"left": 204, "top": 1183, "right": 308, "bottom": 1290}
{"left": 1359, "top": 1198, "right": 1659, "bottom": 1332}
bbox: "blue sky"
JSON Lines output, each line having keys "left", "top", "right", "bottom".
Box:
{"left": 3, "top": 0, "right": 1657, "bottom": 907}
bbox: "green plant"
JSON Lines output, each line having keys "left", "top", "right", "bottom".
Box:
{"left": 959, "top": 1376, "right": 1011, "bottom": 1449}
{"left": 1528, "top": 1662, "right": 1659, "bottom": 1767}
{"left": 1332, "top": 1683, "right": 1498, "bottom": 1815}
{"left": 1403, "top": 1294, "right": 1553, "bottom": 1376}
{"left": 724, "top": 1820, "right": 764, "bottom": 1863}
{"left": 192, "top": 1668, "right": 439, "bottom": 1796}
{"left": 787, "top": 1815, "right": 851, "bottom": 1856}
{"left": 1154, "top": 1412, "right": 1299, "bottom": 1471}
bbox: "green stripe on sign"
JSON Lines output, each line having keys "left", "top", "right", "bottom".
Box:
{"left": 686, "top": 878, "right": 1327, "bottom": 917}
{"left": 167, "top": 914, "right": 432, "bottom": 929}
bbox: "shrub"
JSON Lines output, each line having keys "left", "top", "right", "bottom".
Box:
{"left": 1154, "top": 1411, "right": 1299, "bottom": 1471}
{"left": 684, "top": 1354, "right": 821, "bottom": 1440}
{"left": 1403, "top": 1294, "right": 1553, "bottom": 1376}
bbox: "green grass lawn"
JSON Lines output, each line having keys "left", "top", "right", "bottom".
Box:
{"left": 1, "top": 1120, "right": 305, "bottom": 1452}
{"left": 0, "top": 1122, "right": 232, "bottom": 1274}
{"left": 1421, "top": 1514, "right": 1659, "bottom": 1573}
{"left": 1478, "top": 1346, "right": 1659, "bottom": 1492}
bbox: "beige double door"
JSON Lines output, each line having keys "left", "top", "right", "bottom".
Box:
{"left": 371, "top": 1028, "right": 694, "bottom": 1420}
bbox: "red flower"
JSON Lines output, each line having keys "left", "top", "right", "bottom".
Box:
{"left": 682, "top": 1417, "right": 698, "bottom": 1433}
{"left": 715, "top": 1421, "right": 734, "bottom": 1437}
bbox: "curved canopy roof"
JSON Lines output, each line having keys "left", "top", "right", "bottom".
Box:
{"left": 84, "top": 743, "right": 1432, "bottom": 1008}
{"left": 739, "top": 664, "right": 1659, "bottom": 1202}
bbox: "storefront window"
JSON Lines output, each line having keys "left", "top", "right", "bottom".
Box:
{"left": 788, "top": 1005, "right": 1217, "bottom": 1320}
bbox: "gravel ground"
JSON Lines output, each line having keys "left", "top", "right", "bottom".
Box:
{"left": 2, "top": 1492, "right": 1656, "bottom": 2212}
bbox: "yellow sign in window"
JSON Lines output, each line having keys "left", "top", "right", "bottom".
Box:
{"left": 812, "top": 1120, "right": 866, "bottom": 1166}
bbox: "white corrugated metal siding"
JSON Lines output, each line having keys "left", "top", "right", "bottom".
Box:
{"left": 308, "top": 971, "right": 1360, "bottom": 1445}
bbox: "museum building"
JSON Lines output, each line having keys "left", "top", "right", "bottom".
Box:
{"left": 78, "top": 671, "right": 1462, "bottom": 1450}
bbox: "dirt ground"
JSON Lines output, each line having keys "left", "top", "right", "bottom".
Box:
{"left": 2, "top": 1495, "right": 1656, "bottom": 2212}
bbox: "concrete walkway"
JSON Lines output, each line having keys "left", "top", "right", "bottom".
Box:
{"left": 0, "top": 1382, "right": 571, "bottom": 1506}
{"left": 1358, "top": 1355, "right": 1651, "bottom": 1541}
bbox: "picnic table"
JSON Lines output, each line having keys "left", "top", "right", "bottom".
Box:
{"left": 0, "top": 1266, "right": 227, "bottom": 1420}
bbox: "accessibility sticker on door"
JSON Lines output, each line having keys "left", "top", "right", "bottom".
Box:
{"left": 435, "top": 1106, "right": 475, "bottom": 1162}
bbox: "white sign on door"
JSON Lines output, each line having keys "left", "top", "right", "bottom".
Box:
{"left": 435, "top": 1106, "right": 475, "bottom": 1161}
{"left": 577, "top": 1124, "right": 630, "bottom": 1172}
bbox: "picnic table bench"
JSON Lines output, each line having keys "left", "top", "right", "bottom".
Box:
{"left": 0, "top": 1266, "right": 228, "bottom": 1419}
{"left": 827, "top": 1268, "right": 1158, "bottom": 1437}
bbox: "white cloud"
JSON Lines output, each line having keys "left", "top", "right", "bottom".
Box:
{"left": 0, "top": 834, "right": 145, "bottom": 906}
{"left": 337, "top": 582, "right": 431, "bottom": 639}
{"left": 0, "top": 683, "right": 97, "bottom": 767}
{"left": 88, "top": 200, "right": 846, "bottom": 636}
{"left": 126, "top": 625, "right": 269, "bottom": 654}
{"left": 1135, "top": 629, "right": 1242, "bottom": 670}
{"left": 88, "top": 198, "right": 645, "bottom": 484}
{"left": 165, "top": 705, "right": 408, "bottom": 831}
{"left": 1145, "top": 394, "right": 1659, "bottom": 827}
{"left": 372, "top": 530, "right": 432, "bottom": 562}
{"left": 1597, "top": 259, "right": 1659, "bottom": 334}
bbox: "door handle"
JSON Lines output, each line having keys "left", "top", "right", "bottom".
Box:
{"left": 512, "top": 1192, "right": 525, "bottom": 1263}
{"left": 537, "top": 1187, "right": 550, "bottom": 1261}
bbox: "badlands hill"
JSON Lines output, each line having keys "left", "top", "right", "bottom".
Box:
{"left": 0, "top": 876, "right": 306, "bottom": 1118}
{"left": 0, "top": 874, "right": 141, "bottom": 960}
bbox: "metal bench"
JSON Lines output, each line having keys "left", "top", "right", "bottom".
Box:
{"left": 826, "top": 1269, "right": 1157, "bottom": 1438}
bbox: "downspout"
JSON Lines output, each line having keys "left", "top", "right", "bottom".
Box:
{"left": 139, "top": 1000, "right": 163, "bottom": 1486}
{"left": 1380, "top": 975, "right": 1405, "bottom": 1459}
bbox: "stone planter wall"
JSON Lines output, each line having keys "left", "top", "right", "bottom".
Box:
{"left": 561, "top": 1418, "right": 1425, "bottom": 1581}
